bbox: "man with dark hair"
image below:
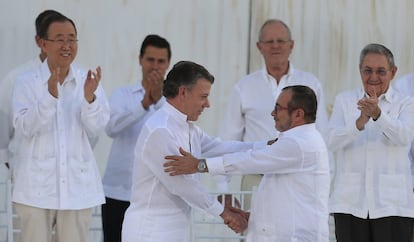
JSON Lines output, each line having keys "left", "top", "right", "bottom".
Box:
{"left": 121, "top": 61, "right": 255, "bottom": 242}
{"left": 10, "top": 13, "right": 109, "bottom": 242}
{"left": 164, "top": 85, "right": 330, "bottom": 241}
{"left": 0, "top": 9, "right": 62, "bottom": 168}
{"left": 328, "top": 43, "right": 414, "bottom": 242}
{"left": 101, "top": 34, "right": 171, "bottom": 242}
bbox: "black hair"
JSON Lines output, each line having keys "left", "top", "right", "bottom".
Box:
{"left": 38, "top": 13, "right": 77, "bottom": 39}
{"left": 139, "top": 34, "right": 172, "bottom": 60}
{"left": 282, "top": 85, "right": 317, "bottom": 123}
{"left": 163, "top": 61, "right": 214, "bottom": 98}
{"left": 35, "top": 10, "right": 63, "bottom": 36}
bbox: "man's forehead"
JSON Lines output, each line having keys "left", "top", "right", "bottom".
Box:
{"left": 277, "top": 89, "right": 292, "bottom": 101}
{"left": 48, "top": 22, "right": 76, "bottom": 36}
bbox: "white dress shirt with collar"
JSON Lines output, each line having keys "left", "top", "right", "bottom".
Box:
{"left": 206, "top": 123, "right": 330, "bottom": 242}
{"left": 122, "top": 102, "right": 262, "bottom": 242}
{"left": 10, "top": 60, "right": 109, "bottom": 209}
{"left": 0, "top": 57, "right": 42, "bottom": 163}
{"left": 328, "top": 87, "right": 414, "bottom": 219}
{"left": 102, "top": 83, "right": 165, "bottom": 201}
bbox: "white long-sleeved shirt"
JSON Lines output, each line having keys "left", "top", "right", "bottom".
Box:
{"left": 394, "top": 73, "right": 414, "bottom": 188}
{"left": 207, "top": 123, "right": 330, "bottom": 242}
{"left": 0, "top": 57, "right": 42, "bottom": 163}
{"left": 328, "top": 87, "right": 414, "bottom": 219}
{"left": 122, "top": 102, "right": 261, "bottom": 242}
{"left": 10, "top": 60, "right": 109, "bottom": 209}
{"left": 102, "top": 83, "right": 164, "bottom": 201}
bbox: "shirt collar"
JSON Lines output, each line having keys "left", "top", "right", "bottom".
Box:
{"left": 262, "top": 62, "right": 295, "bottom": 82}
{"left": 280, "top": 123, "right": 316, "bottom": 138}
{"left": 360, "top": 86, "right": 395, "bottom": 103}
{"left": 164, "top": 101, "right": 189, "bottom": 124}
{"left": 132, "top": 81, "right": 145, "bottom": 93}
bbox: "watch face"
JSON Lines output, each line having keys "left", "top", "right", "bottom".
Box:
{"left": 198, "top": 159, "right": 206, "bottom": 172}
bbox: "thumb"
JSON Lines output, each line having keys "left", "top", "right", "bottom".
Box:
{"left": 368, "top": 86, "right": 377, "bottom": 98}
{"left": 179, "top": 147, "right": 190, "bottom": 156}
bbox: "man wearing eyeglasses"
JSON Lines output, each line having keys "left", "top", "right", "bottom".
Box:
{"left": 164, "top": 85, "right": 330, "bottom": 242}
{"left": 218, "top": 18, "right": 328, "bottom": 210}
{"left": 328, "top": 43, "right": 414, "bottom": 242}
{"left": 10, "top": 13, "right": 109, "bottom": 242}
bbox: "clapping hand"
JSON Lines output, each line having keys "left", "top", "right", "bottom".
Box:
{"left": 84, "top": 66, "right": 101, "bottom": 103}
{"left": 142, "top": 70, "right": 164, "bottom": 109}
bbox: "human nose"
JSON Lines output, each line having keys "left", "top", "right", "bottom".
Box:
{"left": 204, "top": 99, "right": 210, "bottom": 108}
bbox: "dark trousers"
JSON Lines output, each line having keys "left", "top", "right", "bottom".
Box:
{"left": 334, "top": 213, "right": 413, "bottom": 242}
{"left": 101, "top": 197, "right": 130, "bottom": 242}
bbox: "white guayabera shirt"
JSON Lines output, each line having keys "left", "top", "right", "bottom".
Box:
{"left": 328, "top": 87, "right": 414, "bottom": 219}
{"left": 11, "top": 61, "right": 109, "bottom": 209}
{"left": 207, "top": 123, "right": 330, "bottom": 242}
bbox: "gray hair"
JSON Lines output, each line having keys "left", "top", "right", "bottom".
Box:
{"left": 359, "top": 43, "right": 395, "bottom": 68}
{"left": 258, "top": 19, "right": 292, "bottom": 42}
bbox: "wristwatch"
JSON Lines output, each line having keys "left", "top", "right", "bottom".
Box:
{"left": 197, "top": 159, "right": 207, "bottom": 172}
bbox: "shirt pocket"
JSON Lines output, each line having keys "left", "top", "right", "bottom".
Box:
{"left": 68, "top": 158, "right": 94, "bottom": 195}
{"left": 34, "top": 128, "right": 56, "bottom": 159}
{"left": 378, "top": 174, "right": 407, "bottom": 205}
{"left": 29, "top": 158, "right": 57, "bottom": 197}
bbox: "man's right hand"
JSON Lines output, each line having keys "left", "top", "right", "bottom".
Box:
{"left": 48, "top": 67, "right": 60, "bottom": 98}
{"left": 220, "top": 207, "right": 248, "bottom": 233}
{"left": 142, "top": 70, "right": 164, "bottom": 107}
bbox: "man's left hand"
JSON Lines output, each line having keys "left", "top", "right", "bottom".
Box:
{"left": 164, "top": 147, "right": 198, "bottom": 175}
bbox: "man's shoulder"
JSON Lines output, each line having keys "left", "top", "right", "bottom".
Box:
{"left": 235, "top": 70, "right": 265, "bottom": 86}
{"left": 395, "top": 73, "right": 414, "bottom": 96}
{"left": 396, "top": 72, "right": 414, "bottom": 83}
{"left": 334, "top": 88, "right": 361, "bottom": 101}
{"left": 291, "top": 67, "right": 321, "bottom": 82}
{"left": 2, "top": 59, "right": 41, "bottom": 84}
{"left": 145, "top": 107, "right": 169, "bottom": 128}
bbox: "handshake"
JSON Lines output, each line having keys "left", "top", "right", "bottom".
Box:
{"left": 218, "top": 194, "right": 249, "bottom": 233}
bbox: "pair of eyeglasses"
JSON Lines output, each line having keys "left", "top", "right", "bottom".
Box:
{"left": 360, "top": 68, "right": 390, "bottom": 77}
{"left": 273, "top": 103, "right": 290, "bottom": 112}
{"left": 44, "top": 38, "right": 78, "bottom": 46}
{"left": 260, "top": 39, "right": 291, "bottom": 45}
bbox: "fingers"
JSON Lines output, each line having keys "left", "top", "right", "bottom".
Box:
{"left": 221, "top": 207, "right": 248, "bottom": 233}
{"left": 367, "top": 86, "right": 377, "bottom": 98}
{"left": 147, "top": 70, "right": 163, "bottom": 84}
{"left": 95, "top": 66, "right": 102, "bottom": 82}
{"left": 48, "top": 67, "right": 60, "bottom": 98}
{"left": 84, "top": 66, "right": 101, "bottom": 103}
{"left": 87, "top": 66, "right": 101, "bottom": 83}
{"left": 358, "top": 97, "right": 380, "bottom": 119}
